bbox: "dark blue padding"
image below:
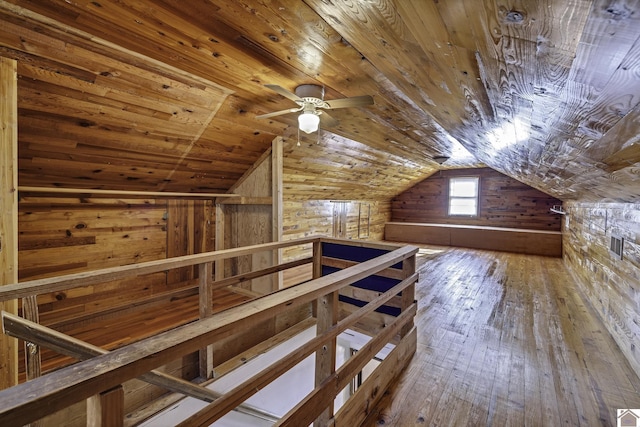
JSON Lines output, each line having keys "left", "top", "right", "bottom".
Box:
{"left": 321, "top": 242, "right": 403, "bottom": 269}
{"left": 321, "top": 242, "right": 405, "bottom": 317}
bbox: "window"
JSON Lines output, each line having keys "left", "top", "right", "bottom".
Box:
{"left": 449, "top": 177, "right": 479, "bottom": 216}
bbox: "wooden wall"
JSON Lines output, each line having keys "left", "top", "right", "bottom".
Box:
{"left": 16, "top": 196, "right": 215, "bottom": 425}
{"left": 563, "top": 202, "right": 640, "bottom": 377}
{"left": 391, "top": 168, "right": 562, "bottom": 231}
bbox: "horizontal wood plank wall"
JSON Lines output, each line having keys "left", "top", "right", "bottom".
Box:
{"left": 563, "top": 202, "right": 640, "bottom": 377}
{"left": 391, "top": 168, "right": 562, "bottom": 231}
{"left": 18, "top": 197, "right": 216, "bottom": 343}
{"left": 16, "top": 196, "right": 216, "bottom": 425}
{"left": 281, "top": 200, "right": 391, "bottom": 287}
{"left": 18, "top": 197, "right": 168, "bottom": 280}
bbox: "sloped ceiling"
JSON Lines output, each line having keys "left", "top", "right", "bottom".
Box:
{"left": 1, "top": 0, "right": 639, "bottom": 202}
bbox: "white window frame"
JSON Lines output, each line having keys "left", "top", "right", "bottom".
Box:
{"left": 448, "top": 176, "right": 480, "bottom": 217}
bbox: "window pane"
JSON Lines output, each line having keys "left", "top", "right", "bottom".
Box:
{"left": 450, "top": 178, "right": 478, "bottom": 197}
{"left": 449, "top": 177, "right": 479, "bottom": 216}
{"left": 449, "top": 198, "right": 477, "bottom": 216}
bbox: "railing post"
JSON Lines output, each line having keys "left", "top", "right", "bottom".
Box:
{"left": 87, "top": 385, "right": 124, "bottom": 427}
{"left": 312, "top": 240, "right": 322, "bottom": 279}
{"left": 198, "top": 262, "right": 214, "bottom": 379}
{"left": 314, "top": 288, "right": 338, "bottom": 426}
{"left": 400, "top": 254, "right": 416, "bottom": 337}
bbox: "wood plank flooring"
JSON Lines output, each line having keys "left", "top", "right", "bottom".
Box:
{"left": 363, "top": 245, "right": 640, "bottom": 426}
{"left": 17, "top": 288, "right": 250, "bottom": 380}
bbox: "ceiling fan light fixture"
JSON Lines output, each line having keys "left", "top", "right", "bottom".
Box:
{"left": 298, "top": 112, "right": 320, "bottom": 134}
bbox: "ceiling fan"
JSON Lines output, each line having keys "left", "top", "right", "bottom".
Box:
{"left": 256, "top": 84, "right": 374, "bottom": 134}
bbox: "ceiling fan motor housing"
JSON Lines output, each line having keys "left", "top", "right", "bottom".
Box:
{"left": 295, "top": 84, "right": 325, "bottom": 101}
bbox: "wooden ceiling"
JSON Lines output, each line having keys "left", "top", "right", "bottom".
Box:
{"left": 1, "top": 0, "right": 639, "bottom": 202}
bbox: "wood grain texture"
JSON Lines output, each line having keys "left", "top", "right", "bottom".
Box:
{"left": 0, "top": 56, "right": 19, "bottom": 388}
{"left": 563, "top": 202, "right": 640, "bottom": 377}
{"left": 385, "top": 223, "right": 562, "bottom": 257}
{"left": 362, "top": 244, "right": 640, "bottom": 426}
{"left": 0, "top": 0, "right": 637, "bottom": 203}
{"left": 392, "top": 168, "right": 562, "bottom": 231}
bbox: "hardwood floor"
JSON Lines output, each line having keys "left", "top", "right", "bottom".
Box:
{"left": 363, "top": 245, "right": 640, "bottom": 426}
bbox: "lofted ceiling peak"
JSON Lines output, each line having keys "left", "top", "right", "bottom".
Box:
{"left": 0, "top": 0, "right": 638, "bottom": 202}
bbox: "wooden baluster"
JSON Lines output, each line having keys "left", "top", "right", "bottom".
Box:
{"left": 199, "top": 262, "right": 214, "bottom": 379}
{"left": 87, "top": 385, "right": 124, "bottom": 427}
{"left": 400, "top": 254, "right": 416, "bottom": 338}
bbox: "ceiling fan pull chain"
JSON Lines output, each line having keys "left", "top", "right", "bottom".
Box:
{"left": 297, "top": 126, "right": 301, "bottom": 147}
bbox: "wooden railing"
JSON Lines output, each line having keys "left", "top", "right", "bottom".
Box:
{"left": 0, "top": 237, "right": 418, "bottom": 426}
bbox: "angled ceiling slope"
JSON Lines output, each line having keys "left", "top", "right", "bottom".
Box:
{"left": 0, "top": 1, "right": 639, "bottom": 202}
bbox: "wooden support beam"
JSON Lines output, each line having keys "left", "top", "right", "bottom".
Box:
{"left": 17, "top": 186, "right": 239, "bottom": 199}
{"left": 313, "top": 241, "right": 323, "bottom": 280}
{"left": 199, "top": 262, "right": 214, "bottom": 379}
{"left": 215, "top": 197, "right": 272, "bottom": 205}
{"left": 214, "top": 203, "right": 225, "bottom": 281}
{"left": 0, "top": 56, "right": 18, "bottom": 389}
{"left": 272, "top": 137, "right": 284, "bottom": 290}
{"left": 1, "top": 311, "right": 221, "bottom": 402}
{"left": 87, "top": 385, "right": 124, "bottom": 427}
{"left": 314, "top": 289, "right": 339, "bottom": 426}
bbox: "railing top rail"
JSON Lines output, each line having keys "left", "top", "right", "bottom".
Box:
{"left": 0, "top": 244, "right": 418, "bottom": 425}
{"left": 0, "top": 236, "right": 321, "bottom": 302}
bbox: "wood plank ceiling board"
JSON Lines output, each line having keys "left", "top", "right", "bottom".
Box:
{"left": 0, "top": 1, "right": 233, "bottom": 193}
{"left": 0, "top": 0, "right": 639, "bottom": 201}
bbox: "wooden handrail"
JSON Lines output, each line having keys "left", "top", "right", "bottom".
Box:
{"left": 2, "top": 312, "right": 279, "bottom": 422}
{"left": 0, "top": 244, "right": 418, "bottom": 425}
{"left": 0, "top": 237, "right": 320, "bottom": 301}
{"left": 177, "top": 273, "right": 418, "bottom": 426}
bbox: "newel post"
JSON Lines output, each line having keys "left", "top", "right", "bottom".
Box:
{"left": 313, "top": 239, "right": 338, "bottom": 426}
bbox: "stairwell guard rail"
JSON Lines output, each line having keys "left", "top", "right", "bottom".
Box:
{"left": 0, "top": 236, "right": 418, "bottom": 426}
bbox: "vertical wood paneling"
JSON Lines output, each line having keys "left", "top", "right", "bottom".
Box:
{"left": 0, "top": 56, "right": 19, "bottom": 388}
{"left": 166, "top": 200, "right": 214, "bottom": 283}
{"left": 391, "top": 168, "right": 562, "bottom": 231}
{"left": 563, "top": 201, "right": 640, "bottom": 377}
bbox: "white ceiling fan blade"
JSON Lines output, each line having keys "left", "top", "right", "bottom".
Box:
{"left": 256, "top": 108, "right": 300, "bottom": 119}
{"left": 320, "top": 111, "right": 339, "bottom": 127}
{"left": 324, "top": 95, "right": 374, "bottom": 109}
{"left": 264, "top": 84, "right": 302, "bottom": 103}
